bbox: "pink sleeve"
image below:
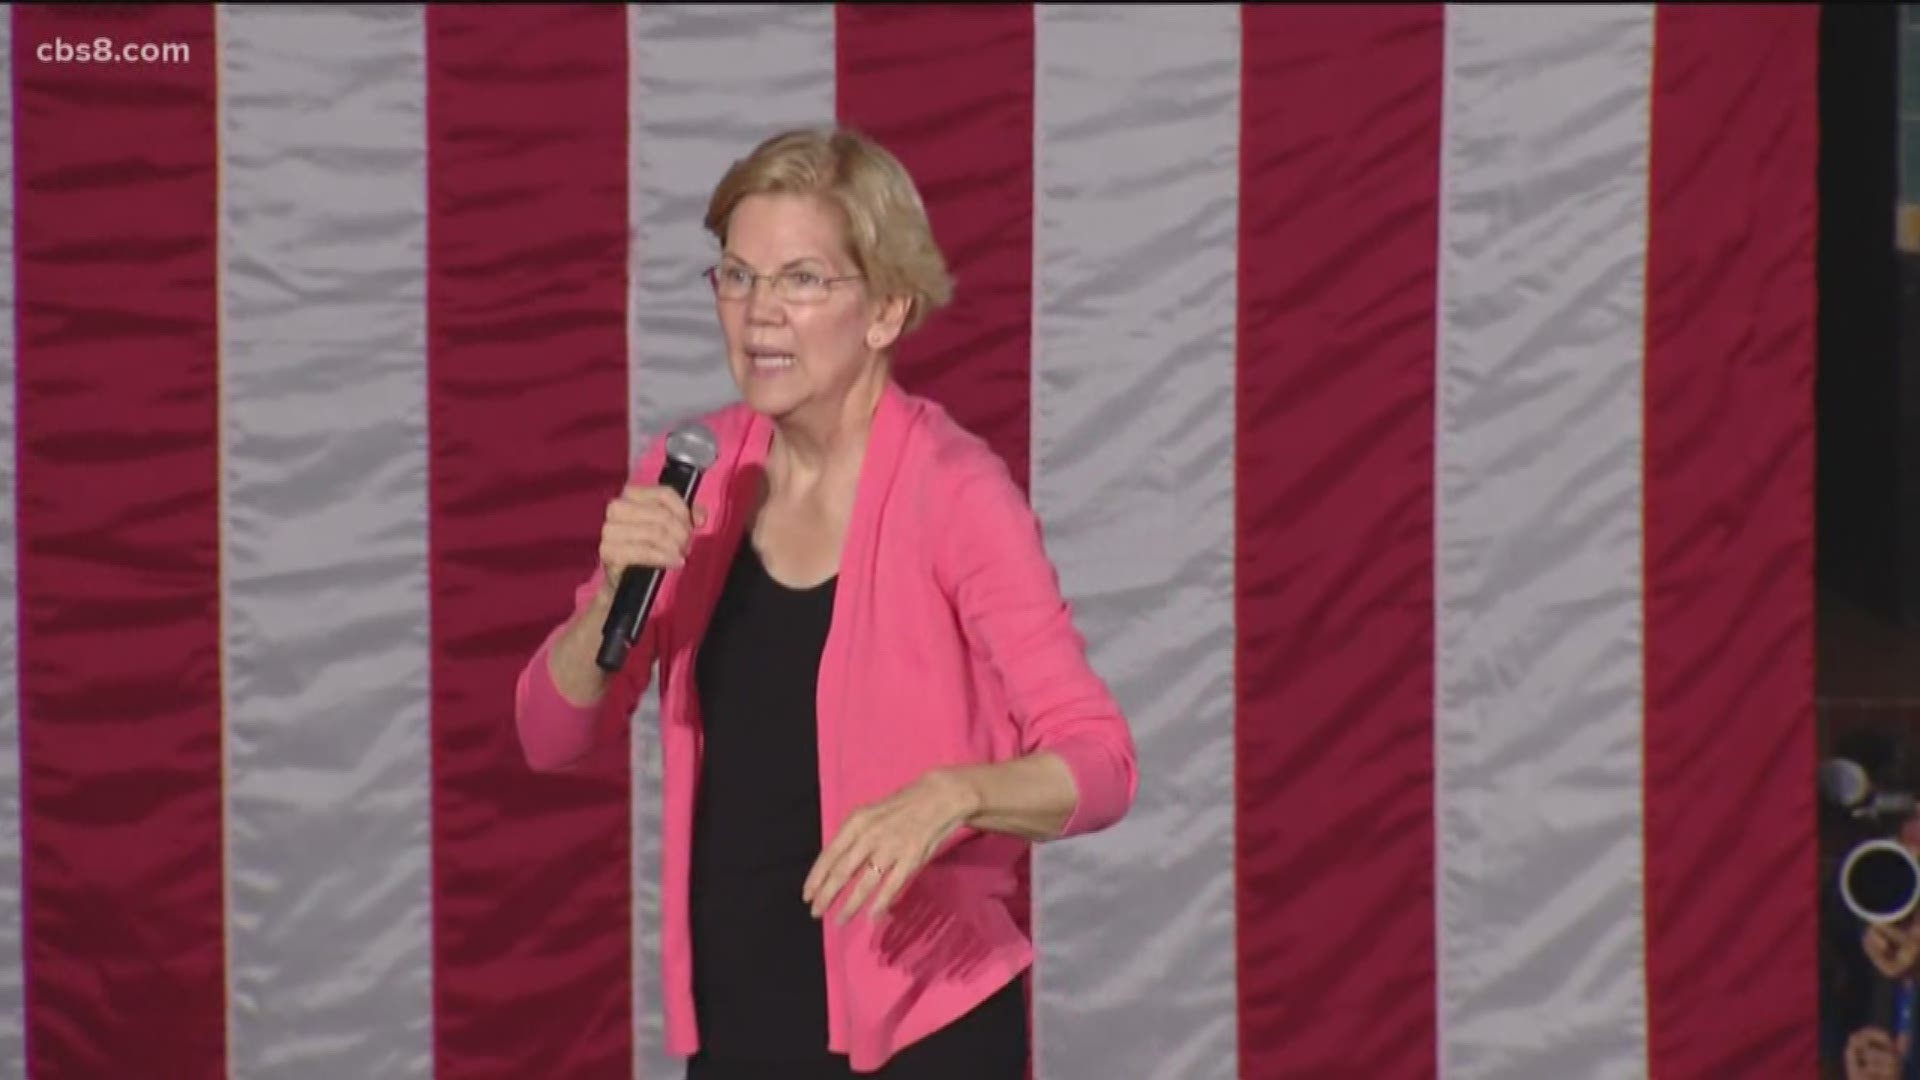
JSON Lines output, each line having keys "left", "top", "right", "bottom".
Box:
{"left": 512, "top": 438, "right": 667, "bottom": 773}
{"left": 936, "top": 452, "right": 1140, "bottom": 838}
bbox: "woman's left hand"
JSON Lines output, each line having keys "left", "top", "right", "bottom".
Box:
{"left": 803, "top": 768, "right": 979, "bottom": 924}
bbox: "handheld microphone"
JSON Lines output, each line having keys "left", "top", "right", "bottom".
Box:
{"left": 1822, "top": 757, "right": 1919, "bottom": 820}
{"left": 596, "top": 421, "right": 720, "bottom": 673}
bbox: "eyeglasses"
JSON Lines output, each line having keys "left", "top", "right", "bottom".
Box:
{"left": 703, "top": 263, "right": 863, "bottom": 304}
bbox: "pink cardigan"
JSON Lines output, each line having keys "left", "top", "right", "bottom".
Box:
{"left": 513, "top": 380, "right": 1138, "bottom": 1070}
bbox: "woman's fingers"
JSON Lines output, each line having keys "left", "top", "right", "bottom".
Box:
{"left": 805, "top": 818, "right": 870, "bottom": 917}
{"left": 833, "top": 858, "right": 891, "bottom": 925}
{"left": 596, "top": 483, "right": 712, "bottom": 586}
{"left": 599, "top": 538, "right": 683, "bottom": 577}
{"left": 864, "top": 860, "right": 916, "bottom": 923}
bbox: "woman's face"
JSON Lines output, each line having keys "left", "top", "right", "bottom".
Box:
{"left": 713, "top": 192, "right": 898, "bottom": 424}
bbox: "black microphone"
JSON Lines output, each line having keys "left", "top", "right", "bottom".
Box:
{"left": 596, "top": 421, "right": 720, "bottom": 673}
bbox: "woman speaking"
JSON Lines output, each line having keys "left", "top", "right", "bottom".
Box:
{"left": 513, "top": 126, "right": 1139, "bottom": 1079}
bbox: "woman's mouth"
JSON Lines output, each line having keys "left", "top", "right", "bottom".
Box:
{"left": 747, "top": 349, "right": 795, "bottom": 372}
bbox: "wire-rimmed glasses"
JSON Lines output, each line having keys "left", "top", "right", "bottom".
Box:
{"left": 702, "top": 262, "right": 864, "bottom": 303}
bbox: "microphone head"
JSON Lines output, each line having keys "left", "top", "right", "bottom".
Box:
{"left": 665, "top": 421, "right": 720, "bottom": 471}
{"left": 1821, "top": 757, "right": 1873, "bottom": 810}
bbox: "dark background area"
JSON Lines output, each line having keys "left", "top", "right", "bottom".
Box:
{"left": 1819, "top": 3, "right": 1920, "bottom": 698}
{"left": 1816, "top": 9, "right": 1920, "bottom": 1074}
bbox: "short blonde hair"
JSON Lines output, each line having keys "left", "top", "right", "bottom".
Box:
{"left": 705, "top": 127, "right": 954, "bottom": 335}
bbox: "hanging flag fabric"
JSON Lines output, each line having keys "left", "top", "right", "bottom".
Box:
{"left": 0, "top": 5, "right": 1818, "bottom": 1078}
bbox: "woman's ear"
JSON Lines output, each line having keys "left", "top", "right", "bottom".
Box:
{"left": 866, "top": 296, "right": 910, "bottom": 352}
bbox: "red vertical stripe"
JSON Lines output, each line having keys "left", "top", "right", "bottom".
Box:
{"left": 834, "top": 6, "right": 1038, "bottom": 1069}
{"left": 13, "top": 4, "right": 224, "bottom": 1075}
{"left": 426, "top": 7, "right": 632, "bottom": 1077}
{"left": 1642, "top": 8, "right": 1820, "bottom": 1077}
{"left": 834, "top": 4, "right": 1034, "bottom": 491}
{"left": 1235, "top": 7, "right": 1443, "bottom": 1077}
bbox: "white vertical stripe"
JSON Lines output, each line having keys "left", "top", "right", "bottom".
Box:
{"left": 0, "top": 8, "right": 21, "bottom": 1076}
{"left": 219, "top": 7, "right": 433, "bottom": 1076}
{"left": 1031, "top": 7, "right": 1239, "bottom": 1078}
{"left": 626, "top": 6, "right": 836, "bottom": 1073}
{"left": 1434, "top": 7, "right": 1652, "bottom": 1079}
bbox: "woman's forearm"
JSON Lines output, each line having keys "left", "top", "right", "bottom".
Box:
{"left": 547, "top": 581, "right": 618, "bottom": 707}
{"left": 944, "top": 751, "right": 1082, "bottom": 843}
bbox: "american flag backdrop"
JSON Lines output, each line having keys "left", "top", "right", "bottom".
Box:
{"left": 0, "top": 3, "right": 1819, "bottom": 1079}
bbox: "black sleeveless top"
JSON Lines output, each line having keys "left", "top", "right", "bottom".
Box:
{"left": 687, "top": 534, "right": 1031, "bottom": 1074}
{"left": 689, "top": 534, "right": 838, "bottom": 1058}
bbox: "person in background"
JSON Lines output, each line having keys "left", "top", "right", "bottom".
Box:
{"left": 1842, "top": 807, "right": 1920, "bottom": 1080}
{"left": 512, "top": 126, "right": 1140, "bottom": 1079}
